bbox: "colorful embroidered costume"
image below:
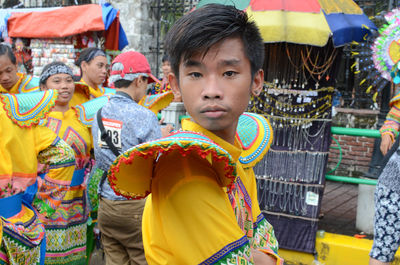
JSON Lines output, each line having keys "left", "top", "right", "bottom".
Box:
{"left": 0, "top": 90, "right": 75, "bottom": 265}
{"left": 36, "top": 107, "right": 92, "bottom": 265}
{"left": 0, "top": 73, "right": 40, "bottom": 94}
{"left": 108, "top": 112, "right": 283, "bottom": 264}
{"left": 149, "top": 81, "right": 171, "bottom": 95}
{"left": 70, "top": 79, "right": 115, "bottom": 106}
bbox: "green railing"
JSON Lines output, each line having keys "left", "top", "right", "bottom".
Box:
{"left": 327, "top": 126, "right": 380, "bottom": 185}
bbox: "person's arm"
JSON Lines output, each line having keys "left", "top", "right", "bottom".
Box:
{"left": 35, "top": 126, "right": 76, "bottom": 181}
{"left": 34, "top": 126, "right": 75, "bottom": 217}
{"left": 380, "top": 102, "right": 400, "bottom": 155}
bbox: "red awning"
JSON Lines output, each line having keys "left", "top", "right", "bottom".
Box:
{"left": 8, "top": 4, "right": 105, "bottom": 38}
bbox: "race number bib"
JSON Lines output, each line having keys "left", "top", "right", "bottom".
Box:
{"left": 98, "top": 118, "right": 123, "bottom": 150}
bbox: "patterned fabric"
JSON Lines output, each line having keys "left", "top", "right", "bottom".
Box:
{"left": 370, "top": 184, "right": 400, "bottom": 262}
{"left": 0, "top": 90, "right": 58, "bottom": 128}
{"left": 0, "top": 204, "right": 46, "bottom": 265}
{"left": 39, "top": 64, "right": 73, "bottom": 85}
{"left": 86, "top": 167, "right": 105, "bottom": 212}
{"left": 0, "top": 73, "right": 40, "bottom": 94}
{"left": 380, "top": 101, "right": 400, "bottom": 140}
{"left": 199, "top": 236, "right": 253, "bottom": 265}
{"left": 38, "top": 138, "right": 76, "bottom": 170}
{"left": 92, "top": 93, "right": 162, "bottom": 200}
{"left": 74, "top": 96, "right": 110, "bottom": 127}
{"left": 236, "top": 113, "right": 273, "bottom": 168}
{"left": 38, "top": 107, "right": 92, "bottom": 265}
{"left": 251, "top": 214, "right": 279, "bottom": 254}
{"left": 149, "top": 81, "right": 171, "bottom": 95}
{"left": 138, "top": 91, "right": 174, "bottom": 115}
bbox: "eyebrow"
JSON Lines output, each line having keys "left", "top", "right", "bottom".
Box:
{"left": 218, "top": 59, "right": 240, "bottom": 67}
{"left": 184, "top": 59, "right": 241, "bottom": 68}
{"left": 183, "top": 60, "right": 201, "bottom": 68}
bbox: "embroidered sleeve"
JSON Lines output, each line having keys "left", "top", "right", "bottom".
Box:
{"left": 381, "top": 101, "right": 400, "bottom": 139}
{"left": 38, "top": 137, "right": 75, "bottom": 169}
{"left": 37, "top": 137, "right": 75, "bottom": 183}
{"left": 252, "top": 214, "right": 283, "bottom": 265}
{"left": 242, "top": 168, "right": 283, "bottom": 264}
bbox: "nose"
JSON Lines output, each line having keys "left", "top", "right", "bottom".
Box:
{"left": 201, "top": 75, "right": 223, "bottom": 100}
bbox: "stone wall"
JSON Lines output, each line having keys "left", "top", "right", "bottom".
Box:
{"left": 109, "top": 0, "right": 160, "bottom": 75}
{"left": 327, "top": 108, "right": 379, "bottom": 177}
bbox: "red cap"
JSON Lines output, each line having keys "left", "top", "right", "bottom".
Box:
{"left": 109, "top": 51, "right": 159, "bottom": 84}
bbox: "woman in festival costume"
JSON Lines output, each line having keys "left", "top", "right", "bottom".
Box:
{"left": 0, "top": 89, "right": 75, "bottom": 264}
{"left": 107, "top": 5, "right": 282, "bottom": 264}
{"left": 36, "top": 62, "right": 93, "bottom": 265}
{"left": 0, "top": 44, "right": 39, "bottom": 94}
{"left": 71, "top": 48, "right": 114, "bottom": 106}
{"left": 370, "top": 64, "right": 400, "bottom": 265}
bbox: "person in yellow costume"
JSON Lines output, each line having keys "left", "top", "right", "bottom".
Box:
{"left": 0, "top": 89, "right": 75, "bottom": 264}
{"left": 0, "top": 44, "right": 39, "bottom": 94}
{"left": 107, "top": 4, "right": 283, "bottom": 264}
{"left": 36, "top": 62, "right": 93, "bottom": 265}
{"left": 71, "top": 48, "right": 115, "bottom": 106}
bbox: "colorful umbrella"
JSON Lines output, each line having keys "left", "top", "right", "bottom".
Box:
{"left": 197, "top": 0, "right": 376, "bottom": 47}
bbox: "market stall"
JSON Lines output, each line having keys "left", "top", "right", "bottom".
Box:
{"left": 0, "top": 3, "right": 128, "bottom": 76}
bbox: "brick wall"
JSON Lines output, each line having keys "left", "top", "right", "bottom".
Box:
{"left": 327, "top": 135, "right": 375, "bottom": 177}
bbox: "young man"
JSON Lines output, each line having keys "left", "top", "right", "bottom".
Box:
{"left": 92, "top": 51, "right": 170, "bottom": 265}
{"left": 107, "top": 4, "right": 282, "bottom": 264}
{"left": 0, "top": 44, "right": 39, "bottom": 94}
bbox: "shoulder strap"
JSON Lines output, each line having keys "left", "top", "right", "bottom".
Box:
{"left": 96, "top": 108, "right": 121, "bottom": 157}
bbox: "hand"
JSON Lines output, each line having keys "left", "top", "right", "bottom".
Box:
{"left": 251, "top": 249, "right": 277, "bottom": 265}
{"left": 161, "top": 124, "right": 174, "bottom": 137}
{"left": 380, "top": 134, "right": 394, "bottom": 156}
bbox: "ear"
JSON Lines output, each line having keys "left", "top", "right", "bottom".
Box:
{"left": 168, "top": 72, "right": 180, "bottom": 96}
{"left": 81, "top": 61, "right": 88, "bottom": 72}
{"left": 251, "top": 69, "right": 264, "bottom": 97}
{"left": 40, "top": 84, "right": 47, "bottom": 91}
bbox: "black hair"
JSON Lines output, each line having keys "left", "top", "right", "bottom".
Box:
{"left": 113, "top": 79, "right": 133, "bottom": 88}
{"left": 75, "top": 47, "right": 105, "bottom": 67}
{"left": 0, "top": 44, "right": 16, "bottom": 64}
{"left": 164, "top": 4, "right": 264, "bottom": 79}
{"left": 113, "top": 76, "right": 148, "bottom": 89}
{"left": 161, "top": 54, "right": 170, "bottom": 63}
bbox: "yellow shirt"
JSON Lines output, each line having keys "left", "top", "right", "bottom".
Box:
{"left": 70, "top": 79, "right": 112, "bottom": 106}
{"left": 0, "top": 108, "right": 75, "bottom": 197}
{"left": 46, "top": 108, "right": 92, "bottom": 163}
{"left": 142, "top": 120, "right": 282, "bottom": 264}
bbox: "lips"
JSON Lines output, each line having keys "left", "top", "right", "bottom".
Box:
{"left": 200, "top": 105, "right": 227, "bottom": 118}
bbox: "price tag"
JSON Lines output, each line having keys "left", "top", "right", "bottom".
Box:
{"left": 98, "top": 118, "right": 123, "bottom": 150}
{"left": 305, "top": 191, "right": 319, "bottom": 206}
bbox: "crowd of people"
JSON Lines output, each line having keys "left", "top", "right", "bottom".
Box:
{"left": 2, "top": 3, "right": 400, "bottom": 265}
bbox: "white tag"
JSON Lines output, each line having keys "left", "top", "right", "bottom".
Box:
{"left": 303, "top": 97, "right": 312, "bottom": 103}
{"left": 98, "top": 118, "right": 123, "bottom": 150}
{"left": 305, "top": 191, "right": 319, "bottom": 206}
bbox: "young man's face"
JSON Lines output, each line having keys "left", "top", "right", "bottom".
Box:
{"left": 169, "top": 37, "right": 263, "bottom": 143}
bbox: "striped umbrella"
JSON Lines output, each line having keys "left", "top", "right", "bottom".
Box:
{"left": 197, "top": 0, "right": 377, "bottom": 47}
